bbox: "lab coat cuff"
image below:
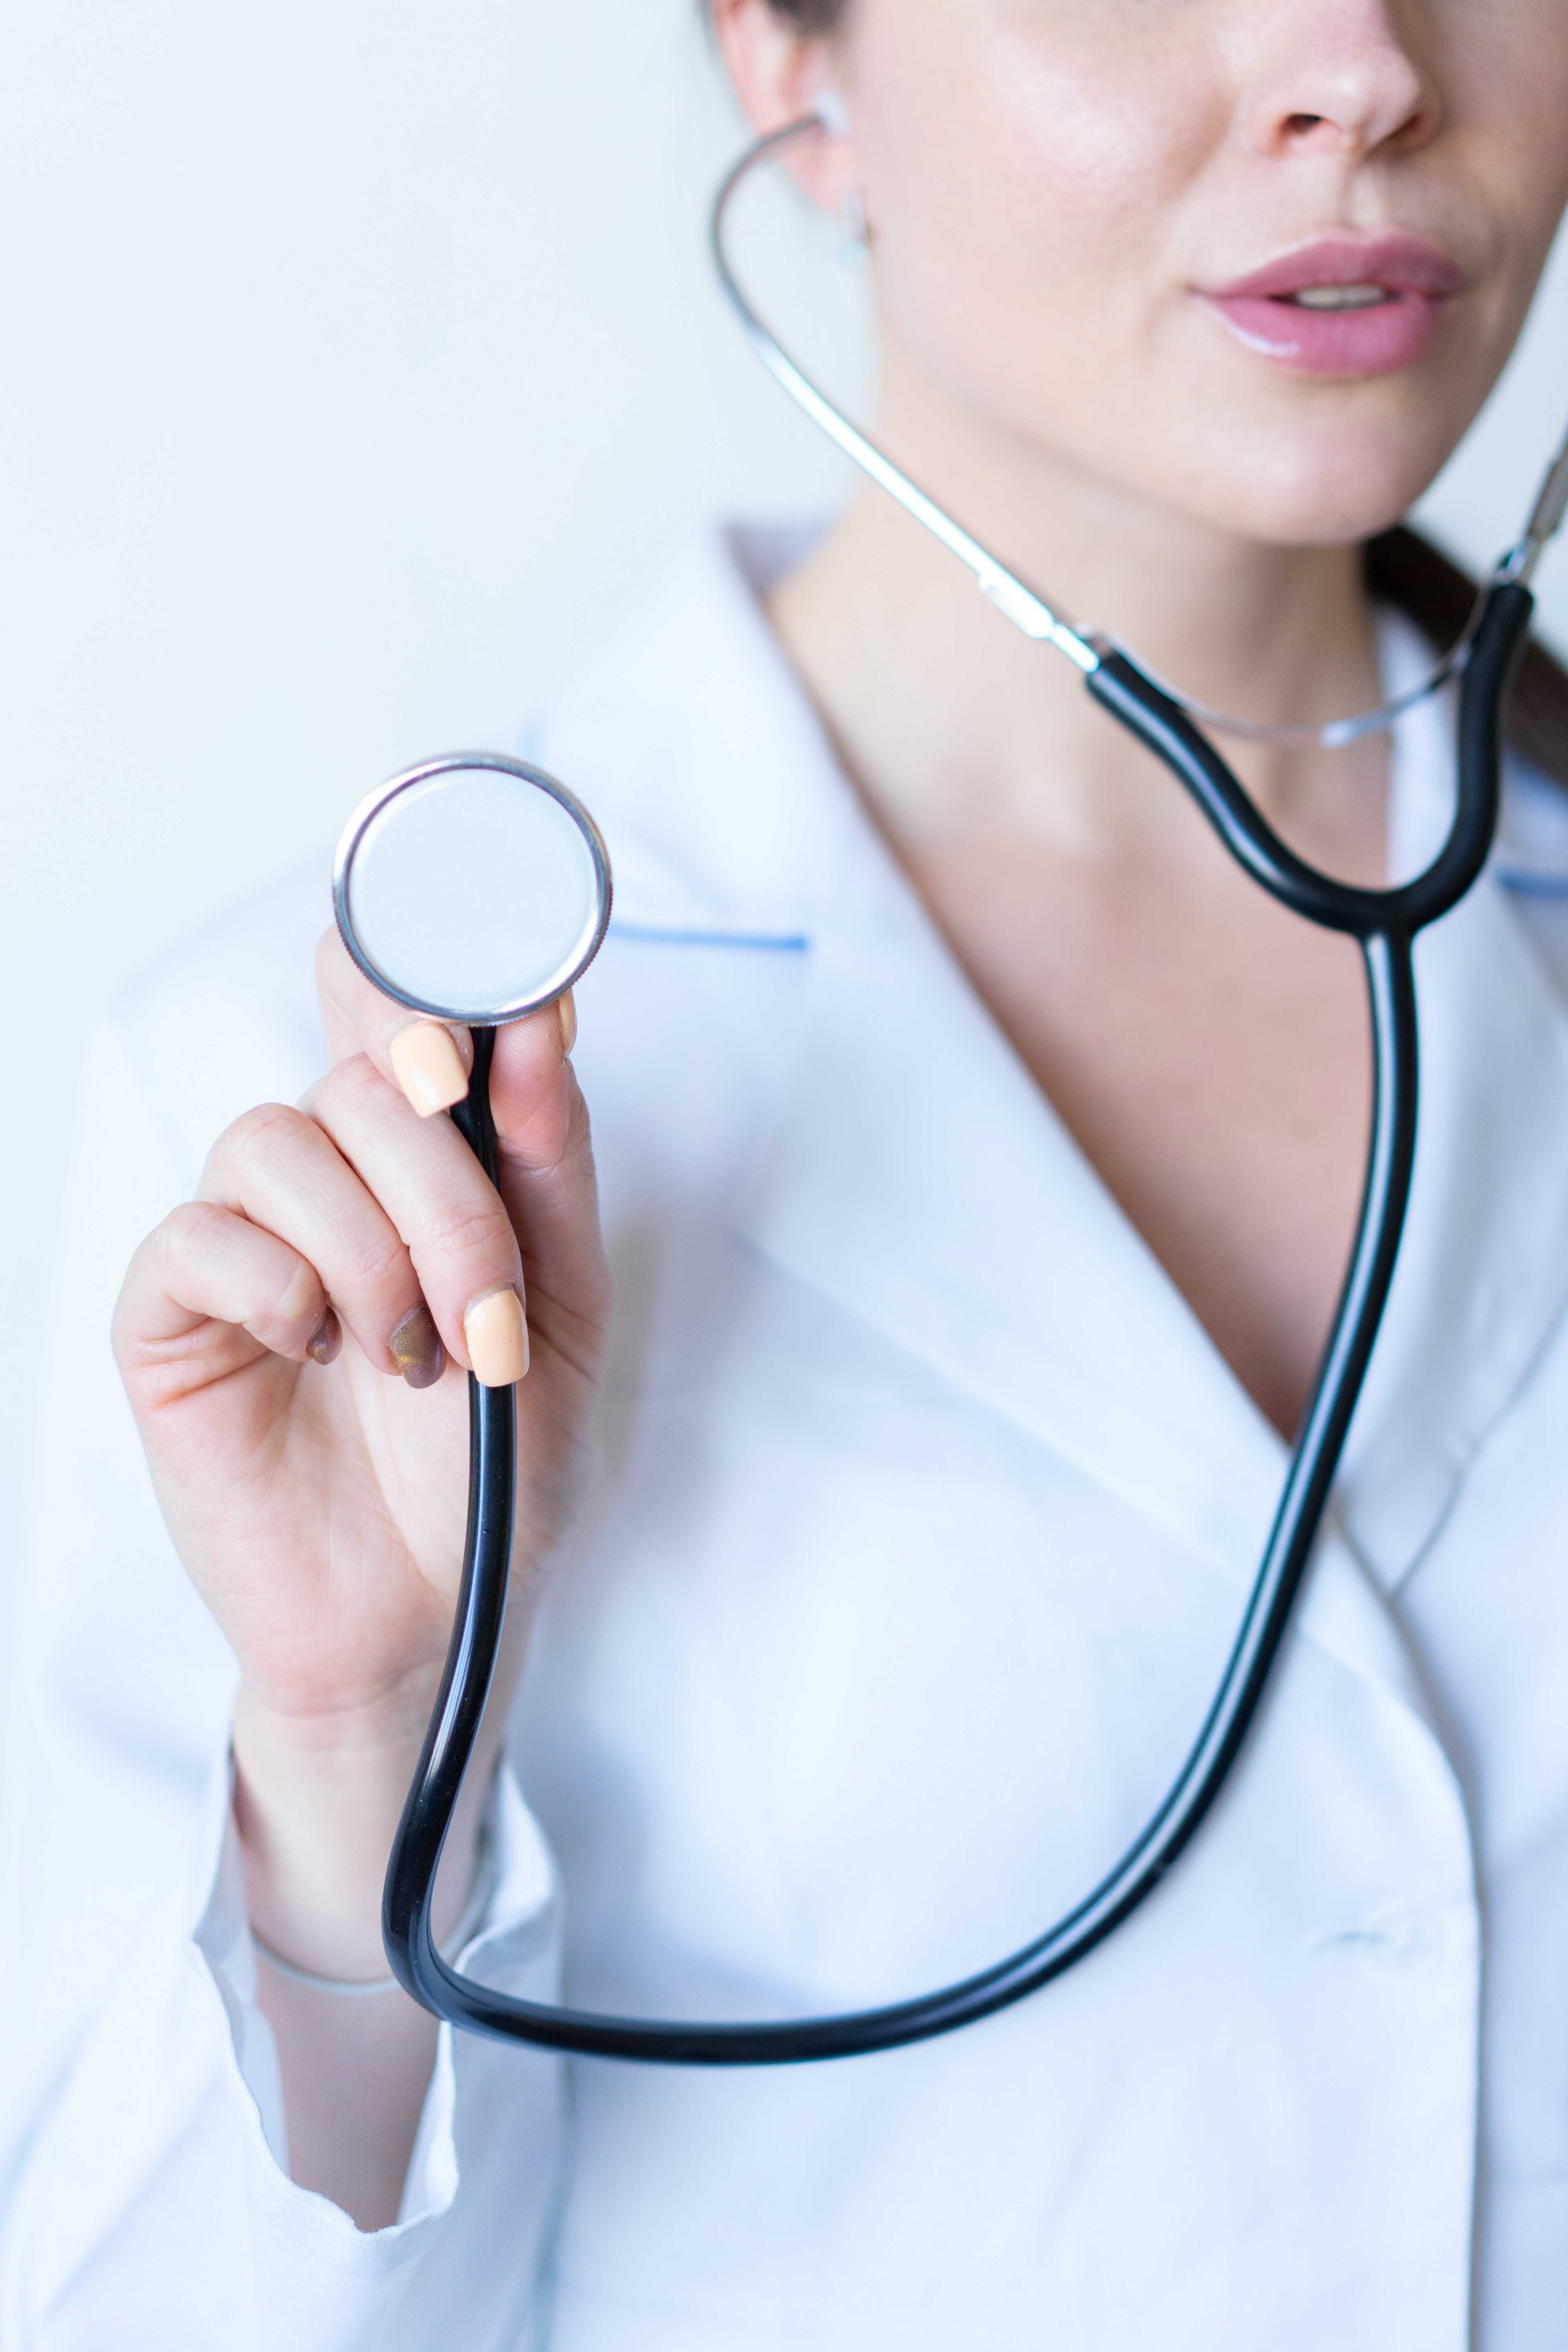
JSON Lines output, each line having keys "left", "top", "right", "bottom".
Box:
{"left": 399, "top": 1760, "right": 563, "bottom": 2223}
{"left": 6, "top": 1750, "right": 567, "bottom": 2340}
{"left": 190, "top": 1742, "right": 565, "bottom": 2225}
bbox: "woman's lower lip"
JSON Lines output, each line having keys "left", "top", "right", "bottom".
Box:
{"left": 1201, "top": 290, "right": 1443, "bottom": 377}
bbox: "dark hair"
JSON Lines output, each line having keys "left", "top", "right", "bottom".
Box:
{"left": 1369, "top": 527, "right": 1568, "bottom": 785}
{"left": 750, "top": 0, "right": 844, "bottom": 20}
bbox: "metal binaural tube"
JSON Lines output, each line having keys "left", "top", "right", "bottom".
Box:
{"left": 711, "top": 112, "right": 1568, "bottom": 750}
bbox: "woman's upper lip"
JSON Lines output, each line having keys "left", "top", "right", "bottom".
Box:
{"left": 1206, "top": 234, "right": 1465, "bottom": 301}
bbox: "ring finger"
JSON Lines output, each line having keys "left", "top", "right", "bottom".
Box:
{"left": 198, "top": 1102, "right": 445, "bottom": 1389}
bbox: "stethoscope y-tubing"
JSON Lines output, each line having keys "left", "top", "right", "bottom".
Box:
{"left": 382, "top": 578, "right": 1534, "bottom": 2064}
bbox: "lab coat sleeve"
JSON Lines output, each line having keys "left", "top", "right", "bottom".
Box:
{"left": 0, "top": 1018, "right": 570, "bottom": 2352}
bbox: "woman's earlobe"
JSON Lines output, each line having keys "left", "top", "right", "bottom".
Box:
{"left": 838, "top": 185, "right": 869, "bottom": 268}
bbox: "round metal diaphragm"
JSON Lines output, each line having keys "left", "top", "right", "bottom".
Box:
{"left": 334, "top": 754, "right": 612, "bottom": 1025}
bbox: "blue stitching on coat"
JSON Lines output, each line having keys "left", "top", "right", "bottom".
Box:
{"left": 607, "top": 921, "right": 811, "bottom": 951}
{"left": 1495, "top": 869, "right": 1568, "bottom": 900}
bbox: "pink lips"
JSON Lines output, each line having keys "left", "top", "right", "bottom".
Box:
{"left": 1201, "top": 234, "right": 1464, "bottom": 377}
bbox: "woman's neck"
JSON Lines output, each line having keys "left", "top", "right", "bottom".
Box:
{"left": 763, "top": 371, "right": 1395, "bottom": 1436}
{"left": 767, "top": 367, "right": 1390, "bottom": 890}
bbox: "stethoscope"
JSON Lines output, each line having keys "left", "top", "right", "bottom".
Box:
{"left": 334, "top": 110, "right": 1568, "bottom": 2063}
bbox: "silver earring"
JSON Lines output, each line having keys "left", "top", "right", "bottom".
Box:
{"left": 838, "top": 187, "right": 869, "bottom": 269}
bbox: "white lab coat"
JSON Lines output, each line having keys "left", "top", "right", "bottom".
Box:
{"left": 6, "top": 525, "right": 1568, "bottom": 2350}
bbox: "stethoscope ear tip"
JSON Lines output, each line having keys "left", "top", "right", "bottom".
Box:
{"left": 812, "top": 89, "right": 851, "bottom": 136}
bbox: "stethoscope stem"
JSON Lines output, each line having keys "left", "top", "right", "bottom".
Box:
{"left": 381, "top": 928, "right": 1418, "bottom": 2060}
{"left": 381, "top": 584, "right": 1535, "bottom": 2063}
{"left": 1088, "top": 579, "right": 1534, "bottom": 936}
{"left": 382, "top": 1027, "right": 517, "bottom": 2022}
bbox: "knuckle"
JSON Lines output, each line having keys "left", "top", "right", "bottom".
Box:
{"left": 210, "top": 1100, "right": 309, "bottom": 1188}
{"left": 313, "top": 1050, "right": 386, "bottom": 1124}
{"left": 344, "top": 1225, "right": 412, "bottom": 1298}
{"left": 113, "top": 1228, "right": 167, "bottom": 1357}
{"left": 422, "top": 1191, "right": 517, "bottom": 1277}
{"left": 238, "top": 1099, "right": 307, "bottom": 1149}
{"left": 531, "top": 1075, "right": 595, "bottom": 1181}
{"left": 159, "top": 1197, "right": 230, "bottom": 1268}
{"left": 271, "top": 1253, "right": 321, "bottom": 1336}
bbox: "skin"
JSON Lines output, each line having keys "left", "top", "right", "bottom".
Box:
{"left": 114, "top": 0, "right": 1568, "bottom": 2231}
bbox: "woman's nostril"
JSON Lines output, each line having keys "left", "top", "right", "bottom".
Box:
{"left": 1286, "top": 112, "right": 1327, "bottom": 136}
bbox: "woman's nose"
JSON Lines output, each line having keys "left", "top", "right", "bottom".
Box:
{"left": 1241, "top": 0, "right": 1441, "bottom": 163}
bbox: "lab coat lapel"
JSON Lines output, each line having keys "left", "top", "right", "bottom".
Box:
{"left": 563, "top": 532, "right": 1553, "bottom": 1710}
{"left": 721, "top": 595, "right": 1568, "bottom": 1715}
{"left": 552, "top": 529, "right": 1285, "bottom": 1568}
{"left": 731, "top": 805, "right": 1287, "bottom": 1573}
{"left": 1336, "top": 675, "right": 1568, "bottom": 1588}
{"left": 728, "top": 782, "right": 1446, "bottom": 1716}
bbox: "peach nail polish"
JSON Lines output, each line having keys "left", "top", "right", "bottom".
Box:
{"left": 557, "top": 991, "right": 577, "bottom": 1056}
{"left": 464, "top": 1289, "right": 530, "bottom": 1387}
{"left": 390, "top": 1023, "right": 468, "bottom": 1118}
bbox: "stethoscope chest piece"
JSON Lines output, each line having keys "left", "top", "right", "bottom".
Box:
{"left": 334, "top": 752, "right": 612, "bottom": 1027}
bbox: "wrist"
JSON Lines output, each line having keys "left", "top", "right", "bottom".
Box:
{"left": 233, "top": 1687, "right": 499, "bottom": 1984}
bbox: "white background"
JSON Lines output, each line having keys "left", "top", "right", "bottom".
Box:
{"left": 2, "top": 0, "right": 1565, "bottom": 1565}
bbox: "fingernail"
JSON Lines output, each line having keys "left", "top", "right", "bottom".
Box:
{"left": 390, "top": 1023, "right": 468, "bottom": 1118}
{"left": 464, "top": 1289, "right": 529, "bottom": 1387}
{"left": 557, "top": 990, "right": 577, "bottom": 1057}
{"left": 307, "top": 1308, "right": 341, "bottom": 1366}
{"left": 389, "top": 1301, "right": 446, "bottom": 1390}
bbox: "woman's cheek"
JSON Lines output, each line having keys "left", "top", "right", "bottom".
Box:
{"left": 852, "top": 8, "right": 1216, "bottom": 403}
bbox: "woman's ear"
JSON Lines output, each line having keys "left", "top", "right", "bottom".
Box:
{"left": 709, "top": 0, "right": 857, "bottom": 213}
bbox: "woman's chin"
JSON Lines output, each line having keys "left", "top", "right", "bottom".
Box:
{"left": 1180, "top": 362, "right": 1492, "bottom": 550}
{"left": 1163, "top": 426, "right": 1463, "bottom": 554}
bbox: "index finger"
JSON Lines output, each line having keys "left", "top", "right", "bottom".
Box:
{"left": 314, "top": 926, "right": 576, "bottom": 1122}
{"left": 315, "top": 926, "right": 473, "bottom": 1114}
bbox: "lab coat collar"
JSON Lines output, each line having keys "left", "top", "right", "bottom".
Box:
{"left": 532, "top": 522, "right": 846, "bottom": 944}
{"left": 543, "top": 528, "right": 1568, "bottom": 1655}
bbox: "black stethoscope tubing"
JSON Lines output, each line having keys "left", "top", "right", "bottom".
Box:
{"left": 381, "top": 575, "right": 1534, "bottom": 2064}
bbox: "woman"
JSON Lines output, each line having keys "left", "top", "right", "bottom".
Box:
{"left": 7, "top": 0, "right": 1568, "bottom": 2342}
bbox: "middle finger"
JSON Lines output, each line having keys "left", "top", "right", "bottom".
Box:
{"left": 303, "top": 1053, "right": 527, "bottom": 1384}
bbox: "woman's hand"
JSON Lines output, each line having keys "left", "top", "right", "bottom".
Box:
{"left": 114, "top": 930, "right": 608, "bottom": 1996}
